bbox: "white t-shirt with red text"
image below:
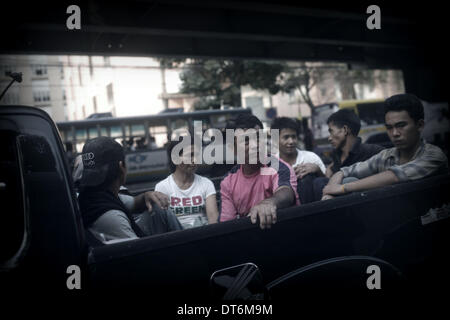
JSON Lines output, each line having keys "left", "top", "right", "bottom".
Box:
{"left": 155, "top": 174, "right": 216, "bottom": 229}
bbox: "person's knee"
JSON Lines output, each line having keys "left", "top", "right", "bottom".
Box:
{"left": 299, "top": 173, "right": 316, "bottom": 184}
{"left": 297, "top": 174, "right": 316, "bottom": 204}
{"left": 298, "top": 173, "right": 315, "bottom": 190}
{"left": 161, "top": 207, "right": 183, "bottom": 230}
{"left": 313, "top": 177, "right": 329, "bottom": 190}
{"left": 312, "top": 177, "right": 329, "bottom": 201}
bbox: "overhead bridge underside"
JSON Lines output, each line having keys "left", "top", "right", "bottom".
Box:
{"left": 1, "top": 1, "right": 448, "bottom": 101}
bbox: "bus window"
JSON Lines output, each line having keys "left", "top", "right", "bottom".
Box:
{"left": 170, "top": 119, "right": 189, "bottom": 141}
{"left": 75, "top": 128, "right": 87, "bottom": 141}
{"left": 191, "top": 115, "right": 210, "bottom": 130}
{"left": 75, "top": 129, "right": 87, "bottom": 152}
{"left": 100, "top": 127, "right": 108, "bottom": 137}
{"left": 131, "top": 124, "right": 145, "bottom": 137}
{"left": 149, "top": 125, "right": 168, "bottom": 148}
{"left": 88, "top": 127, "right": 99, "bottom": 139}
{"left": 110, "top": 125, "right": 122, "bottom": 138}
{"left": 65, "top": 129, "right": 74, "bottom": 142}
{"left": 210, "top": 114, "right": 228, "bottom": 129}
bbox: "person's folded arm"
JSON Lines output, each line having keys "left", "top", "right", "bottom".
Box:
{"left": 390, "top": 148, "right": 449, "bottom": 181}
{"left": 324, "top": 170, "right": 400, "bottom": 196}
{"left": 340, "top": 151, "right": 385, "bottom": 180}
{"left": 321, "top": 171, "right": 344, "bottom": 200}
{"left": 325, "top": 163, "right": 334, "bottom": 178}
{"left": 345, "top": 170, "right": 400, "bottom": 192}
{"left": 328, "top": 170, "right": 344, "bottom": 186}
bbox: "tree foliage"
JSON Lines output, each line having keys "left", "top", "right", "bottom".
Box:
{"left": 159, "top": 58, "right": 391, "bottom": 113}
{"left": 160, "top": 58, "right": 285, "bottom": 109}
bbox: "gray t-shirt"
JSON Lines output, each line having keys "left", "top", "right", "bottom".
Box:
{"left": 89, "top": 194, "right": 138, "bottom": 244}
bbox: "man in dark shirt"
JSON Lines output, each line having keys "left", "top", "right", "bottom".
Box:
{"left": 311, "top": 109, "right": 384, "bottom": 201}
{"left": 328, "top": 133, "right": 384, "bottom": 176}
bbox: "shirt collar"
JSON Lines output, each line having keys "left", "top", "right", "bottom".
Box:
{"left": 348, "top": 137, "right": 362, "bottom": 155}
{"left": 392, "top": 139, "right": 425, "bottom": 162}
{"left": 333, "top": 137, "right": 361, "bottom": 159}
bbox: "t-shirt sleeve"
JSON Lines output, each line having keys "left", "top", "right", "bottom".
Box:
{"left": 202, "top": 177, "right": 217, "bottom": 198}
{"left": 388, "top": 146, "right": 449, "bottom": 181}
{"left": 118, "top": 194, "right": 135, "bottom": 212}
{"left": 309, "top": 152, "right": 326, "bottom": 174}
{"left": 273, "top": 159, "right": 295, "bottom": 190}
{"left": 90, "top": 209, "right": 138, "bottom": 241}
{"left": 219, "top": 177, "right": 237, "bottom": 222}
{"left": 272, "top": 159, "right": 298, "bottom": 204}
{"left": 155, "top": 179, "right": 170, "bottom": 195}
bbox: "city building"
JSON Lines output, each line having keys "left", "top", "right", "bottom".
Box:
{"left": 0, "top": 55, "right": 68, "bottom": 121}
{"left": 0, "top": 55, "right": 186, "bottom": 122}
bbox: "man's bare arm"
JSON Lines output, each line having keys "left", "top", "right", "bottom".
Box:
{"left": 328, "top": 170, "right": 344, "bottom": 186}
{"left": 325, "top": 163, "right": 334, "bottom": 178}
{"left": 271, "top": 185, "right": 295, "bottom": 209}
{"left": 344, "top": 170, "right": 399, "bottom": 193}
{"left": 248, "top": 186, "right": 295, "bottom": 229}
{"left": 323, "top": 170, "right": 399, "bottom": 196}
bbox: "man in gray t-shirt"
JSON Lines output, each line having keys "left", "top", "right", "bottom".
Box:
{"left": 76, "top": 137, "right": 182, "bottom": 245}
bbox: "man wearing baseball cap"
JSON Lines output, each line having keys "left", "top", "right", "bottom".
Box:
{"left": 77, "top": 136, "right": 182, "bottom": 244}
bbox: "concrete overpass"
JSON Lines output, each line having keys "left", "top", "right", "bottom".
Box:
{"left": 1, "top": 0, "right": 447, "bottom": 102}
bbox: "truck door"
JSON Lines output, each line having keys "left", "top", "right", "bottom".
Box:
{"left": 0, "top": 107, "right": 86, "bottom": 292}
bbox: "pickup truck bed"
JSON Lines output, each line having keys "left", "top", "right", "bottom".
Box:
{"left": 1, "top": 106, "right": 449, "bottom": 299}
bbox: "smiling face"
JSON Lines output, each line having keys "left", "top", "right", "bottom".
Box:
{"left": 385, "top": 110, "right": 423, "bottom": 151}
{"left": 278, "top": 128, "right": 298, "bottom": 157}
{"left": 327, "top": 122, "right": 347, "bottom": 150}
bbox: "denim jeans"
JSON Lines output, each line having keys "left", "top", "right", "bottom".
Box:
{"left": 134, "top": 205, "right": 183, "bottom": 235}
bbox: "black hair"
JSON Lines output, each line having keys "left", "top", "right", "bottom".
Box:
{"left": 226, "top": 113, "right": 263, "bottom": 130}
{"left": 327, "top": 109, "right": 361, "bottom": 136}
{"left": 167, "top": 134, "right": 196, "bottom": 173}
{"left": 384, "top": 93, "right": 424, "bottom": 122}
{"left": 271, "top": 117, "right": 300, "bottom": 136}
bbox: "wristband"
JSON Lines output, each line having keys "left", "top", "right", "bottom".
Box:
{"left": 341, "top": 184, "right": 346, "bottom": 193}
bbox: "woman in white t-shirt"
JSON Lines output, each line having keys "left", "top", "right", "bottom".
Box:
{"left": 155, "top": 141, "right": 219, "bottom": 229}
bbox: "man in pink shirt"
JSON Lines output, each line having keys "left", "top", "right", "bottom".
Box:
{"left": 220, "top": 114, "right": 299, "bottom": 229}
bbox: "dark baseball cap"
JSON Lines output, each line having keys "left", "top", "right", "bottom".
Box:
{"left": 79, "top": 136, "right": 125, "bottom": 187}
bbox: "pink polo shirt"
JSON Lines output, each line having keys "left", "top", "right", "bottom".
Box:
{"left": 219, "top": 157, "right": 299, "bottom": 221}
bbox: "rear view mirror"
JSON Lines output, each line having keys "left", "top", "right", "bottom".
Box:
{"left": 210, "top": 262, "right": 269, "bottom": 300}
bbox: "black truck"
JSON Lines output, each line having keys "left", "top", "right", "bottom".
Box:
{"left": 1, "top": 105, "right": 450, "bottom": 301}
